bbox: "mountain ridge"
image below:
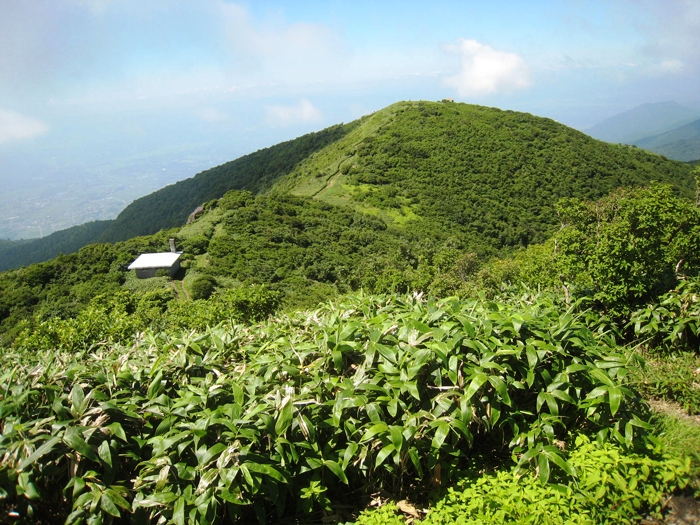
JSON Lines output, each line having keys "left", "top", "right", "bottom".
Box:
{"left": 0, "top": 100, "right": 696, "bottom": 271}
{"left": 633, "top": 118, "right": 700, "bottom": 162}
{"left": 585, "top": 101, "right": 700, "bottom": 144}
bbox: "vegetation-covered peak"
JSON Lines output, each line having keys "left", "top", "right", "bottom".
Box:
{"left": 0, "top": 101, "right": 694, "bottom": 271}
{"left": 82, "top": 99, "right": 700, "bottom": 250}
{"left": 278, "top": 100, "right": 695, "bottom": 248}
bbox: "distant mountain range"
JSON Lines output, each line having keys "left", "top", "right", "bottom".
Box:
{"left": 585, "top": 101, "right": 700, "bottom": 162}
{"left": 633, "top": 119, "right": 700, "bottom": 162}
{"left": 0, "top": 101, "right": 695, "bottom": 272}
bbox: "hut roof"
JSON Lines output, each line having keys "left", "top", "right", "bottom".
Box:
{"left": 127, "top": 252, "right": 181, "bottom": 270}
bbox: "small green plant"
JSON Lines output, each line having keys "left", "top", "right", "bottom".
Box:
{"left": 403, "top": 435, "right": 689, "bottom": 525}
{"left": 353, "top": 503, "right": 404, "bottom": 525}
{"left": 650, "top": 412, "right": 700, "bottom": 497}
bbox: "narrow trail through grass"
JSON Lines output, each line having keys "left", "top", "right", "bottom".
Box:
{"left": 169, "top": 280, "right": 190, "bottom": 301}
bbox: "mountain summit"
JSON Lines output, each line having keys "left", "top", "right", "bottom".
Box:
{"left": 0, "top": 101, "right": 695, "bottom": 271}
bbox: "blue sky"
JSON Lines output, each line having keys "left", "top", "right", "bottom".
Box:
{"left": 1, "top": 0, "right": 699, "bottom": 237}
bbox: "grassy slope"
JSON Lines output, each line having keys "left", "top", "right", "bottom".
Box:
{"left": 95, "top": 122, "right": 358, "bottom": 243}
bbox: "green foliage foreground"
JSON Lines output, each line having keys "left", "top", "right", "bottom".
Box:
{"left": 0, "top": 293, "right": 688, "bottom": 524}
{"left": 355, "top": 435, "right": 690, "bottom": 525}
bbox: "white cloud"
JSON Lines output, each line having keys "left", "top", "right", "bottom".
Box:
{"left": 218, "top": 2, "right": 344, "bottom": 87}
{"left": 656, "top": 59, "right": 684, "bottom": 74}
{"left": 0, "top": 109, "right": 48, "bottom": 143}
{"left": 264, "top": 99, "right": 322, "bottom": 127}
{"left": 443, "top": 39, "right": 531, "bottom": 97}
{"left": 220, "top": 2, "right": 335, "bottom": 58}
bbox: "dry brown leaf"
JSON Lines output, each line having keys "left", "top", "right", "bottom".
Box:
{"left": 397, "top": 500, "right": 421, "bottom": 518}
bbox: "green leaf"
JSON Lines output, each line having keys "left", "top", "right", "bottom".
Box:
{"left": 71, "top": 477, "right": 86, "bottom": 500}
{"left": 409, "top": 447, "right": 423, "bottom": 477}
{"left": 232, "top": 382, "right": 245, "bottom": 406}
{"left": 18, "top": 436, "right": 61, "bottom": 471}
{"left": 542, "top": 446, "right": 575, "bottom": 476}
{"left": 404, "top": 381, "right": 421, "bottom": 400}
{"left": 375, "top": 444, "right": 395, "bottom": 468}
{"left": 17, "top": 474, "right": 41, "bottom": 501}
{"left": 609, "top": 386, "right": 623, "bottom": 416}
{"left": 431, "top": 420, "right": 450, "bottom": 450}
{"left": 70, "top": 384, "right": 86, "bottom": 416}
{"left": 586, "top": 386, "right": 609, "bottom": 400}
{"left": 245, "top": 462, "right": 287, "bottom": 483}
{"left": 173, "top": 497, "right": 186, "bottom": 525}
{"left": 107, "top": 422, "right": 127, "bottom": 442}
{"left": 323, "top": 460, "right": 349, "bottom": 484}
{"left": 389, "top": 426, "right": 404, "bottom": 452}
{"left": 488, "top": 375, "right": 512, "bottom": 406}
{"left": 538, "top": 453, "right": 550, "bottom": 483}
{"left": 63, "top": 427, "right": 98, "bottom": 462}
{"left": 465, "top": 372, "right": 488, "bottom": 401}
{"left": 103, "top": 488, "right": 130, "bottom": 510}
{"left": 525, "top": 347, "right": 538, "bottom": 368}
{"left": 361, "top": 422, "right": 388, "bottom": 442}
{"left": 275, "top": 396, "right": 294, "bottom": 436}
{"left": 147, "top": 370, "right": 164, "bottom": 400}
{"left": 537, "top": 392, "right": 559, "bottom": 415}
{"left": 100, "top": 492, "right": 121, "bottom": 518}
{"left": 590, "top": 368, "right": 615, "bottom": 388}
{"left": 137, "top": 492, "right": 178, "bottom": 507}
{"left": 342, "top": 442, "right": 358, "bottom": 470}
{"left": 549, "top": 389, "right": 575, "bottom": 404}
{"left": 98, "top": 440, "right": 112, "bottom": 469}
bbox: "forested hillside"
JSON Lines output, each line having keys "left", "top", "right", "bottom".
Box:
{"left": 2, "top": 184, "right": 700, "bottom": 524}
{"left": 0, "top": 101, "right": 694, "bottom": 271}
{"left": 103, "top": 101, "right": 696, "bottom": 250}
{"left": 94, "top": 123, "right": 358, "bottom": 243}
{"left": 279, "top": 101, "right": 695, "bottom": 249}
{"left": 0, "top": 221, "right": 111, "bottom": 272}
{"left": 634, "top": 118, "right": 700, "bottom": 162}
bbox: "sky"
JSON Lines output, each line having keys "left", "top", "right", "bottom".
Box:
{"left": 1, "top": 0, "right": 699, "bottom": 238}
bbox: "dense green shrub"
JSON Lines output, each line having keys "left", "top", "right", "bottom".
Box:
{"left": 353, "top": 435, "right": 690, "bottom": 525}
{"left": 0, "top": 293, "right": 659, "bottom": 524}
{"left": 629, "top": 278, "right": 700, "bottom": 352}
{"left": 189, "top": 275, "right": 217, "bottom": 300}
{"left": 555, "top": 185, "right": 700, "bottom": 317}
{"left": 181, "top": 234, "right": 211, "bottom": 256}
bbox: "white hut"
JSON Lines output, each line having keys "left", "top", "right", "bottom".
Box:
{"left": 128, "top": 252, "right": 182, "bottom": 279}
{"left": 128, "top": 240, "right": 182, "bottom": 279}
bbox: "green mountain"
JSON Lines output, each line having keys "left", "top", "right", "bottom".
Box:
{"left": 585, "top": 101, "right": 700, "bottom": 143}
{"left": 634, "top": 118, "right": 700, "bottom": 162}
{"left": 0, "top": 101, "right": 694, "bottom": 272}
{"left": 0, "top": 101, "right": 697, "bottom": 346}
{"left": 86, "top": 101, "right": 699, "bottom": 249}
{"left": 0, "top": 221, "right": 111, "bottom": 272}
{"left": 94, "top": 123, "right": 357, "bottom": 243}
{"left": 0, "top": 124, "right": 355, "bottom": 271}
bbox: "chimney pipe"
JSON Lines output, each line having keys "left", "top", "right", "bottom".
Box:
{"left": 169, "top": 238, "right": 176, "bottom": 253}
